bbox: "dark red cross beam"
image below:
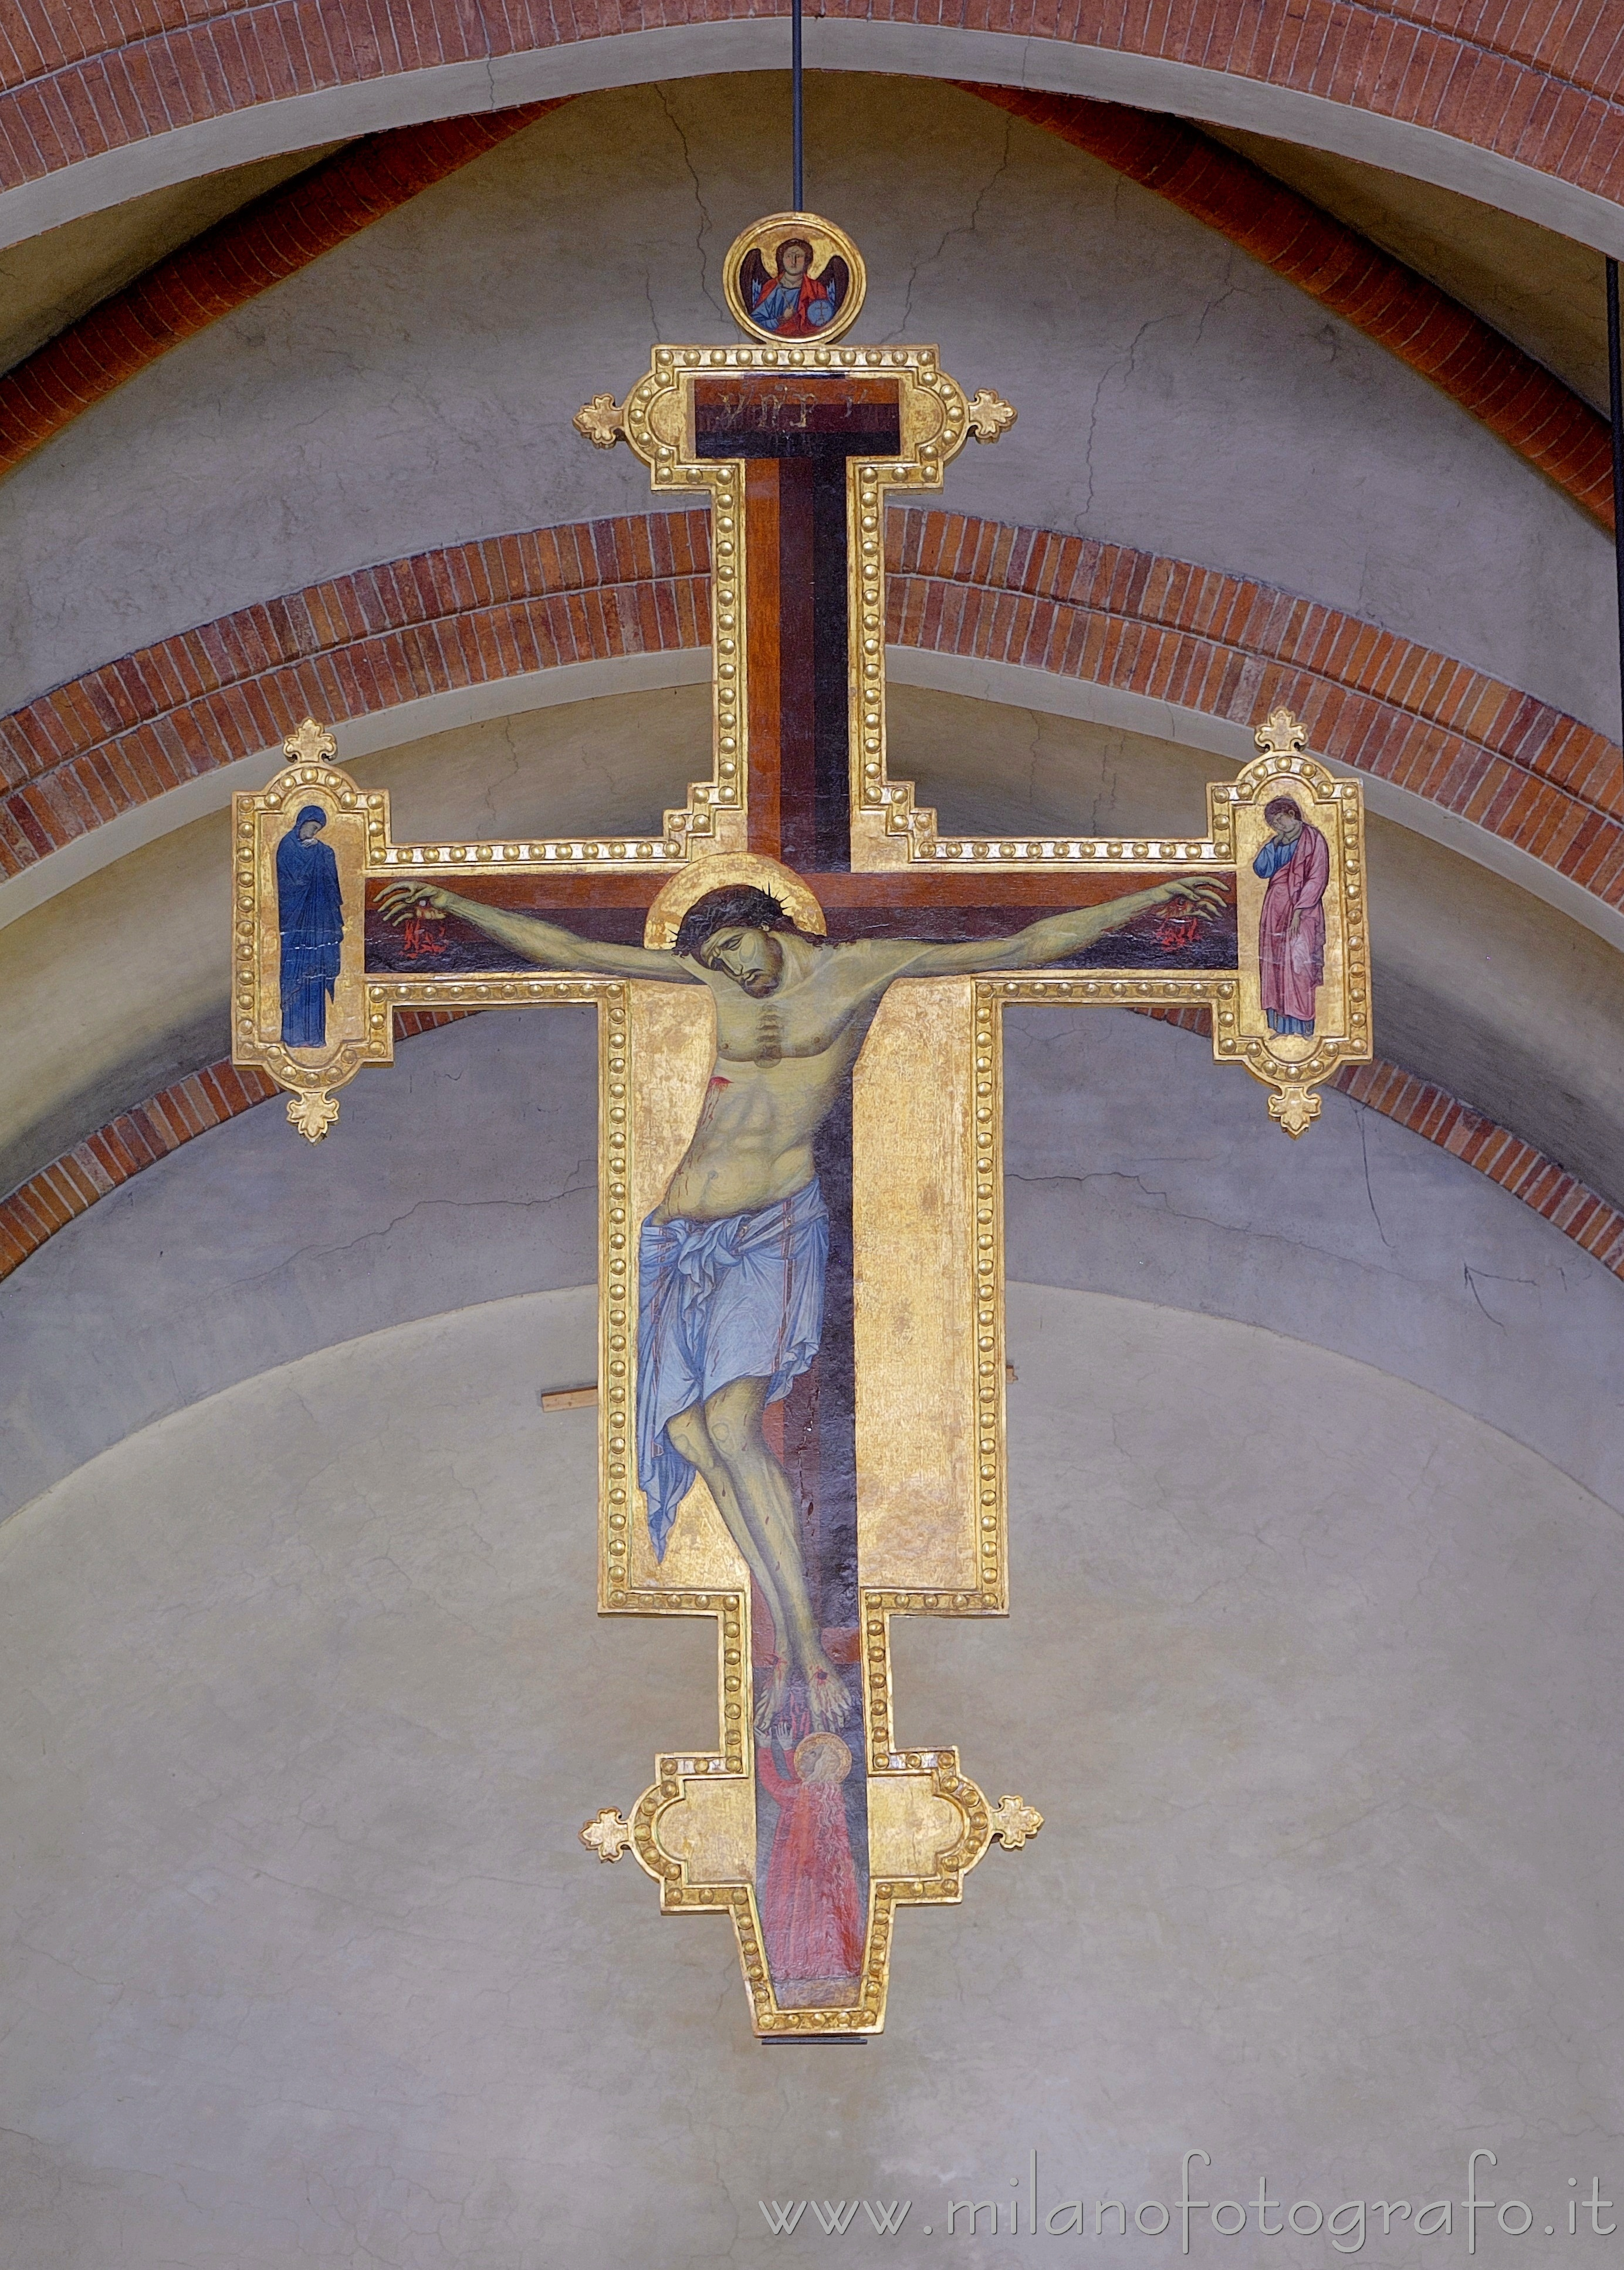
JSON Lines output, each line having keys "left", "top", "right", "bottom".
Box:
{"left": 364, "top": 370, "right": 1234, "bottom": 959}
{"left": 694, "top": 373, "right": 902, "bottom": 871}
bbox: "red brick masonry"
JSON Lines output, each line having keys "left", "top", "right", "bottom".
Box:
{"left": 4, "top": 509, "right": 1617, "bottom": 909}
{"left": 1, "top": 1, "right": 1619, "bottom": 216}
{"left": 889, "top": 510, "right": 1624, "bottom": 903}
{"left": 3, "top": 1014, "right": 1619, "bottom": 1289}
{"left": 2, "top": 85, "right": 1608, "bottom": 533}
{"left": 969, "top": 84, "right": 1614, "bottom": 525}
{"left": 0, "top": 102, "right": 561, "bottom": 478}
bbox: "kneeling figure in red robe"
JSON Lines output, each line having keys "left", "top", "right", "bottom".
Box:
{"left": 756, "top": 1731, "right": 865, "bottom": 2008}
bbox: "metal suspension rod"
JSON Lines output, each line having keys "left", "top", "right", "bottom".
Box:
{"left": 792, "top": 0, "right": 804, "bottom": 211}
{"left": 1608, "top": 258, "right": 1624, "bottom": 744}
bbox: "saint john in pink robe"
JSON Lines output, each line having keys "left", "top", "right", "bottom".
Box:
{"left": 1254, "top": 799, "right": 1329, "bottom": 1036}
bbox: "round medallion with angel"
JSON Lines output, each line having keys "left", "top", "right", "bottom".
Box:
{"left": 723, "top": 212, "right": 867, "bottom": 344}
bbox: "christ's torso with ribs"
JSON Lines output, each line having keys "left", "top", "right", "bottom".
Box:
{"left": 654, "top": 944, "right": 887, "bottom": 1223}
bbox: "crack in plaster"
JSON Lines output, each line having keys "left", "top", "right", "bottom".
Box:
{"left": 884, "top": 114, "right": 1015, "bottom": 344}
{"left": 654, "top": 86, "right": 725, "bottom": 326}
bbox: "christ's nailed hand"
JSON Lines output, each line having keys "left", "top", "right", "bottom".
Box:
{"left": 375, "top": 881, "right": 452, "bottom": 923}
{"left": 1155, "top": 876, "right": 1229, "bottom": 921}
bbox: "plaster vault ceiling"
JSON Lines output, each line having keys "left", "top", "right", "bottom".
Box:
{"left": 0, "top": 76, "right": 1605, "bottom": 414}
{"left": 2, "top": 26, "right": 1622, "bottom": 2248}
{"left": 1206, "top": 121, "right": 1612, "bottom": 418}
{"left": 0, "top": 144, "right": 343, "bottom": 376}
{"left": 0, "top": 68, "right": 1619, "bottom": 1249}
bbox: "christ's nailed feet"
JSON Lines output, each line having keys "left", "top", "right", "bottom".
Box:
{"left": 808, "top": 1661, "right": 855, "bottom": 1730}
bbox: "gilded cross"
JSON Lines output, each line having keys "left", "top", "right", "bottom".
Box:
{"left": 232, "top": 212, "right": 1371, "bottom": 2036}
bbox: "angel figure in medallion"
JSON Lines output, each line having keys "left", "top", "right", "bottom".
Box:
{"left": 739, "top": 235, "right": 850, "bottom": 337}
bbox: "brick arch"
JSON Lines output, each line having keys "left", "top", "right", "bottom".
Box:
{"left": 1, "top": 86, "right": 1609, "bottom": 533}
{"left": 966, "top": 85, "right": 1613, "bottom": 528}
{"left": 1, "top": 4, "right": 1620, "bottom": 226}
{"left": 0, "top": 1010, "right": 467, "bottom": 1282}
{"left": 0, "top": 103, "right": 563, "bottom": 481}
{"left": 3, "top": 1016, "right": 1620, "bottom": 1292}
{"left": 2, "top": 508, "right": 1619, "bottom": 910}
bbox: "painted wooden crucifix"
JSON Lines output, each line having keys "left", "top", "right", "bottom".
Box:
{"left": 232, "top": 212, "right": 1371, "bottom": 2037}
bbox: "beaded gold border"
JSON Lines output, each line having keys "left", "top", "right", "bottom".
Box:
{"left": 627, "top": 1747, "right": 994, "bottom": 2037}
{"left": 234, "top": 721, "right": 1369, "bottom": 1148}
{"left": 591, "top": 342, "right": 1014, "bottom": 878}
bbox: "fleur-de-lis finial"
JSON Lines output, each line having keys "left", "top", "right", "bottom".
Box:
{"left": 282, "top": 716, "right": 337, "bottom": 765}
{"left": 286, "top": 1089, "right": 340, "bottom": 1142}
{"left": 966, "top": 389, "right": 1017, "bottom": 443}
{"left": 1268, "top": 1082, "right": 1322, "bottom": 1139}
{"left": 574, "top": 393, "right": 625, "bottom": 450}
{"left": 989, "top": 1793, "right": 1044, "bottom": 1850}
{"left": 1254, "top": 704, "right": 1307, "bottom": 758}
{"left": 580, "top": 1806, "right": 634, "bottom": 1862}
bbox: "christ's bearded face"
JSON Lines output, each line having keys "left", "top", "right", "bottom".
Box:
{"left": 701, "top": 925, "right": 784, "bottom": 996}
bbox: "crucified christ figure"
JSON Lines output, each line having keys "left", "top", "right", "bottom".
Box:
{"left": 377, "top": 872, "right": 1226, "bottom": 1731}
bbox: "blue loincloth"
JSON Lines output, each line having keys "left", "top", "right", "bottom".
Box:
{"left": 635, "top": 1179, "right": 828, "bottom": 1558}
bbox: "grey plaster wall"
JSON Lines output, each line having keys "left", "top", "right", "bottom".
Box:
{"left": 2, "top": 1282, "right": 1620, "bottom": 2268}
{"left": 1208, "top": 124, "right": 1611, "bottom": 414}
{"left": 3, "top": 1008, "right": 1620, "bottom": 1531}
{"left": 0, "top": 809, "right": 237, "bottom": 1199}
{"left": 0, "top": 1008, "right": 601, "bottom": 1519}
{"left": 0, "top": 144, "right": 338, "bottom": 373}
{"left": 2, "top": 76, "right": 1613, "bottom": 735}
{"left": 1002, "top": 1009, "right": 1624, "bottom": 1514}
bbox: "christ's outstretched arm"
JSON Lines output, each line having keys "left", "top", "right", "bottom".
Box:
{"left": 882, "top": 875, "right": 1230, "bottom": 980}
{"left": 373, "top": 882, "right": 701, "bottom": 983}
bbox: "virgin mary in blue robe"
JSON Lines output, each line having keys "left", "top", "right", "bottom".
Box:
{"left": 276, "top": 805, "right": 344, "bottom": 1048}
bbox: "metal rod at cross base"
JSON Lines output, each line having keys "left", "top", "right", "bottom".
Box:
{"left": 791, "top": 0, "right": 804, "bottom": 212}
{"left": 1608, "top": 258, "right": 1624, "bottom": 746}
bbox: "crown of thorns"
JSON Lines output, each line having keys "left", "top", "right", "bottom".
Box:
{"left": 673, "top": 885, "right": 805, "bottom": 960}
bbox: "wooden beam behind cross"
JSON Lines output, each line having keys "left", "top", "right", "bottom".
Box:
{"left": 234, "top": 212, "right": 1370, "bottom": 2036}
